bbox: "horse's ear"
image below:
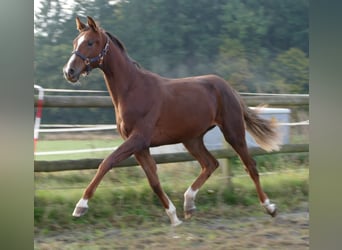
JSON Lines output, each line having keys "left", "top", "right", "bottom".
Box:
{"left": 87, "top": 16, "right": 98, "bottom": 32}
{"left": 76, "top": 17, "right": 86, "bottom": 32}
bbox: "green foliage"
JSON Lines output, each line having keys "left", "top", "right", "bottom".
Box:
{"left": 110, "top": 0, "right": 226, "bottom": 77}
{"left": 215, "top": 38, "right": 253, "bottom": 91}
{"left": 270, "top": 48, "right": 309, "bottom": 93}
{"left": 34, "top": 0, "right": 308, "bottom": 123}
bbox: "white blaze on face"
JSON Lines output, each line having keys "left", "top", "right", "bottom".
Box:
{"left": 65, "top": 34, "right": 86, "bottom": 72}
{"left": 76, "top": 34, "right": 86, "bottom": 49}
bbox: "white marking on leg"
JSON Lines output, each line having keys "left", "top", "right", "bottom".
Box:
{"left": 76, "top": 198, "right": 88, "bottom": 207}
{"left": 262, "top": 198, "right": 276, "bottom": 214}
{"left": 72, "top": 198, "right": 88, "bottom": 216}
{"left": 165, "top": 197, "right": 182, "bottom": 226}
{"left": 184, "top": 187, "right": 199, "bottom": 211}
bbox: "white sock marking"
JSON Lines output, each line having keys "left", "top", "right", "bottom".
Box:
{"left": 76, "top": 198, "right": 88, "bottom": 208}
{"left": 184, "top": 187, "right": 198, "bottom": 210}
{"left": 262, "top": 198, "right": 276, "bottom": 213}
{"left": 165, "top": 197, "right": 182, "bottom": 226}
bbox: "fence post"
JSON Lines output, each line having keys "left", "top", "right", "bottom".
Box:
{"left": 220, "top": 141, "right": 234, "bottom": 191}
{"left": 229, "top": 158, "right": 235, "bottom": 191}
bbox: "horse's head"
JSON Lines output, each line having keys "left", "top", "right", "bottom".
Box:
{"left": 63, "top": 16, "right": 109, "bottom": 83}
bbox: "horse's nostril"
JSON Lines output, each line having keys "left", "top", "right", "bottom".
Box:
{"left": 68, "top": 68, "right": 75, "bottom": 76}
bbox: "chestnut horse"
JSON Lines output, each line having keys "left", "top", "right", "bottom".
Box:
{"left": 63, "top": 16, "right": 280, "bottom": 226}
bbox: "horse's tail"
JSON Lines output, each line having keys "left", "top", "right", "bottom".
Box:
{"left": 241, "top": 102, "right": 281, "bottom": 152}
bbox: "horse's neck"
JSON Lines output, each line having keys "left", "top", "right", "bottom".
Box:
{"left": 102, "top": 44, "right": 141, "bottom": 108}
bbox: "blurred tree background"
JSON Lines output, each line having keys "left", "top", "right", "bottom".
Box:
{"left": 34, "top": 0, "right": 308, "bottom": 124}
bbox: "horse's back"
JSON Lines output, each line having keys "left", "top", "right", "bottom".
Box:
{"left": 164, "top": 74, "right": 241, "bottom": 116}
{"left": 161, "top": 74, "right": 228, "bottom": 115}
{"left": 150, "top": 74, "right": 239, "bottom": 146}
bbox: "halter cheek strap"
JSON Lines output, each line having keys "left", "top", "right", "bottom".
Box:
{"left": 72, "top": 36, "right": 110, "bottom": 74}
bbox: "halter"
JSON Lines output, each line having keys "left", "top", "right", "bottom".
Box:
{"left": 72, "top": 36, "right": 110, "bottom": 74}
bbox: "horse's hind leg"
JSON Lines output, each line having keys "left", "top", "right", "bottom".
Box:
{"left": 182, "top": 137, "right": 219, "bottom": 219}
{"left": 220, "top": 120, "right": 277, "bottom": 217}
{"left": 134, "top": 149, "right": 182, "bottom": 226}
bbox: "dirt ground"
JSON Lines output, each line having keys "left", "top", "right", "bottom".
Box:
{"left": 34, "top": 204, "right": 309, "bottom": 250}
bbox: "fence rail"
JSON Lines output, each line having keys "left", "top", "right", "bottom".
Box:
{"left": 34, "top": 90, "right": 309, "bottom": 173}
{"left": 34, "top": 95, "right": 309, "bottom": 108}
{"left": 34, "top": 144, "right": 308, "bottom": 172}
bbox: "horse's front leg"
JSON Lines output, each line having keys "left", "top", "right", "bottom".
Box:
{"left": 135, "top": 149, "right": 182, "bottom": 226}
{"left": 72, "top": 134, "right": 148, "bottom": 217}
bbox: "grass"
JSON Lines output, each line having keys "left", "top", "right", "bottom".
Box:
{"left": 34, "top": 138, "right": 309, "bottom": 234}
{"left": 35, "top": 138, "right": 123, "bottom": 160}
{"left": 35, "top": 163, "right": 308, "bottom": 233}
{"left": 34, "top": 123, "right": 309, "bottom": 248}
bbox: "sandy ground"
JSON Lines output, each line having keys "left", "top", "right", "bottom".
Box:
{"left": 35, "top": 205, "right": 309, "bottom": 250}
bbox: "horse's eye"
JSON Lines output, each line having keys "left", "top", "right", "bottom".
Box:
{"left": 87, "top": 40, "right": 94, "bottom": 46}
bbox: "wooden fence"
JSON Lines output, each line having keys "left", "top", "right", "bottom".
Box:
{"left": 34, "top": 93, "right": 309, "bottom": 173}
{"left": 34, "top": 94, "right": 309, "bottom": 108}
{"left": 34, "top": 144, "right": 308, "bottom": 172}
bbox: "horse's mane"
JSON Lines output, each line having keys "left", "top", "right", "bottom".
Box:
{"left": 104, "top": 31, "right": 141, "bottom": 69}
{"left": 105, "top": 31, "right": 126, "bottom": 52}
{"left": 82, "top": 22, "right": 141, "bottom": 69}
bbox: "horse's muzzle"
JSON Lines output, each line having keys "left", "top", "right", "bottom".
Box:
{"left": 63, "top": 66, "right": 80, "bottom": 83}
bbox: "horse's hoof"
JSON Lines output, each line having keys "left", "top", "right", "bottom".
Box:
{"left": 269, "top": 207, "right": 277, "bottom": 217}
{"left": 184, "top": 208, "right": 196, "bottom": 220}
{"left": 172, "top": 220, "right": 183, "bottom": 227}
{"left": 265, "top": 203, "right": 277, "bottom": 217}
{"left": 72, "top": 206, "right": 88, "bottom": 217}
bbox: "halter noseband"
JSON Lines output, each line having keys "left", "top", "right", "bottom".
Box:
{"left": 72, "top": 36, "right": 110, "bottom": 74}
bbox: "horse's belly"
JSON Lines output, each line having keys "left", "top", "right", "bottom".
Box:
{"left": 150, "top": 117, "right": 214, "bottom": 146}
